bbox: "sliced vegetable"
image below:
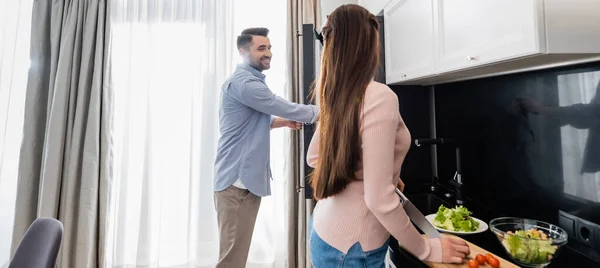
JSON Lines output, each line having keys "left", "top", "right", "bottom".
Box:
{"left": 432, "top": 204, "right": 480, "bottom": 232}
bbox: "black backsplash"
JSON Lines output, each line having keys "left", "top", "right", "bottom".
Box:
{"left": 390, "top": 62, "right": 600, "bottom": 262}
{"left": 433, "top": 62, "right": 600, "bottom": 224}
{"left": 391, "top": 86, "right": 432, "bottom": 183}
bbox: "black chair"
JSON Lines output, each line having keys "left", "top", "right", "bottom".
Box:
{"left": 9, "top": 217, "right": 64, "bottom": 268}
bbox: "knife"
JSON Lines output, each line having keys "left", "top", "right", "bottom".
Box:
{"left": 395, "top": 188, "right": 441, "bottom": 238}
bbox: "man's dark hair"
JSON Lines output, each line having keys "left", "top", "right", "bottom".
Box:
{"left": 237, "top": 27, "right": 269, "bottom": 50}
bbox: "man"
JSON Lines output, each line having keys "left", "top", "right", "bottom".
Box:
{"left": 213, "top": 27, "right": 318, "bottom": 267}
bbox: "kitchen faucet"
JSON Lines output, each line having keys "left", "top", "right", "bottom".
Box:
{"left": 414, "top": 138, "right": 464, "bottom": 205}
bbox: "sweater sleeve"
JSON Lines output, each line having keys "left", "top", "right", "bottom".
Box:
{"left": 361, "top": 88, "right": 443, "bottom": 262}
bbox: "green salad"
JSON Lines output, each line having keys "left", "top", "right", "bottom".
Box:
{"left": 503, "top": 229, "right": 558, "bottom": 264}
{"left": 432, "top": 205, "right": 480, "bottom": 232}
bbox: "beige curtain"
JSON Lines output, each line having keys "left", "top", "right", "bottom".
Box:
{"left": 10, "top": 0, "right": 111, "bottom": 267}
{"left": 286, "top": 0, "right": 320, "bottom": 268}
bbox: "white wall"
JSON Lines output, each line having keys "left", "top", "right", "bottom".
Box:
{"left": 357, "top": 0, "right": 389, "bottom": 15}
{"left": 320, "top": 0, "right": 358, "bottom": 26}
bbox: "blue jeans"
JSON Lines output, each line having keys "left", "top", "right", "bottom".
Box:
{"left": 308, "top": 217, "right": 390, "bottom": 268}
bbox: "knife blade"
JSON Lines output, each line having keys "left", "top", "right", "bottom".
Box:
{"left": 395, "top": 188, "right": 441, "bottom": 238}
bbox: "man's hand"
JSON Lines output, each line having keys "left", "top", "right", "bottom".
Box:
{"left": 271, "top": 117, "right": 303, "bottom": 130}
{"left": 285, "top": 120, "right": 303, "bottom": 130}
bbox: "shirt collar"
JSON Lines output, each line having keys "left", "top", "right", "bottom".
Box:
{"left": 238, "top": 63, "right": 266, "bottom": 81}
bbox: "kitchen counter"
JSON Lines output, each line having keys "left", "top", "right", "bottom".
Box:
{"left": 388, "top": 185, "right": 599, "bottom": 268}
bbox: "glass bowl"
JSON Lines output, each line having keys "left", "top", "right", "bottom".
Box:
{"left": 489, "top": 217, "right": 568, "bottom": 267}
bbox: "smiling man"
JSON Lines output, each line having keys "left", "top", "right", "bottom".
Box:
{"left": 213, "top": 27, "right": 318, "bottom": 267}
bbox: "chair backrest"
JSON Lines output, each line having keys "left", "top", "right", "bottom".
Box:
{"left": 9, "top": 217, "right": 64, "bottom": 268}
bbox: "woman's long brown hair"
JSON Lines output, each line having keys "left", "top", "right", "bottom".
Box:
{"left": 310, "top": 4, "right": 380, "bottom": 200}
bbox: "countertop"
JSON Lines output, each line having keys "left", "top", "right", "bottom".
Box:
{"left": 388, "top": 185, "right": 600, "bottom": 268}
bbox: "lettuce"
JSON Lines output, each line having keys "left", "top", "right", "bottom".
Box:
{"left": 432, "top": 205, "right": 480, "bottom": 232}
{"left": 503, "top": 230, "right": 557, "bottom": 264}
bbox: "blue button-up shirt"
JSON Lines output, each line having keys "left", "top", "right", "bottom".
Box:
{"left": 214, "top": 64, "right": 318, "bottom": 197}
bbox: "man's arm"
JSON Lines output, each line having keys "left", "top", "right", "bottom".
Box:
{"left": 271, "top": 117, "right": 302, "bottom": 129}
{"left": 237, "top": 78, "right": 318, "bottom": 123}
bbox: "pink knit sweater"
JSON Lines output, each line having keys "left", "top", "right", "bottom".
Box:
{"left": 308, "top": 81, "right": 443, "bottom": 262}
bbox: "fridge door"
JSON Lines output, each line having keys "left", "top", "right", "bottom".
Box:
{"left": 301, "top": 23, "right": 318, "bottom": 199}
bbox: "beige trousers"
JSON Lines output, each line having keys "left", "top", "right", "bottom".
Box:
{"left": 214, "top": 186, "right": 262, "bottom": 268}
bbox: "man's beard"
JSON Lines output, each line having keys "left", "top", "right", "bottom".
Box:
{"left": 252, "top": 57, "right": 270, "bottom": 71}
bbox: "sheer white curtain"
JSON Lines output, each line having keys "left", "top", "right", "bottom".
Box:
{"left": 104, "top": 0, "right": 290, "bottom": 267}
{"left": 0, "top": 0, "right": 33, "bottom": 266}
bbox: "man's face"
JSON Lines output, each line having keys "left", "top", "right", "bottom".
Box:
{"left": 241, "top": 35, "right": 272, "bottom": 71}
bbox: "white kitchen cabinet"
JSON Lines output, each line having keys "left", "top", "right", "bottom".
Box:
{"left": 434, "top": 0, "right": 541, "bottom": 72}
{"left": 383, "top": 0, "right": 600, "bottom": 85}
{"left": 384, "top": 0, "right": 436, "bottom": 83}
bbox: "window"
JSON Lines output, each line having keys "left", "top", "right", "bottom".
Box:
{"left": 105, "top": 1, "right": 291, "bottom": 267}
{"left": 0, "top": 0, "right": 34, "bottom": 266}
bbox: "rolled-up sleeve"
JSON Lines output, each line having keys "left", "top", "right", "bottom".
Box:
{"left": 237, "top": 78, "right": 318, "bottom": 123}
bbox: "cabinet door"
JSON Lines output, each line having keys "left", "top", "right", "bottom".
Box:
{"left": 434, "top": 0, "right": 542, "bottom": 73}
{"left": 384, "top": 0, "right": 436, "bottom": 84}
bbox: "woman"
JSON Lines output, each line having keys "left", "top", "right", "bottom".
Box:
{"left": 307, "top": 4, "right": 470, "bottom": 267}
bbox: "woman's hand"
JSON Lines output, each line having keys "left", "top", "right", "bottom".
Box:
{"left": 396, "top": 179, "right": 405, "bottom": 192}
{"left": 440, "top": 237, "right": 471, "bottom": 263}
